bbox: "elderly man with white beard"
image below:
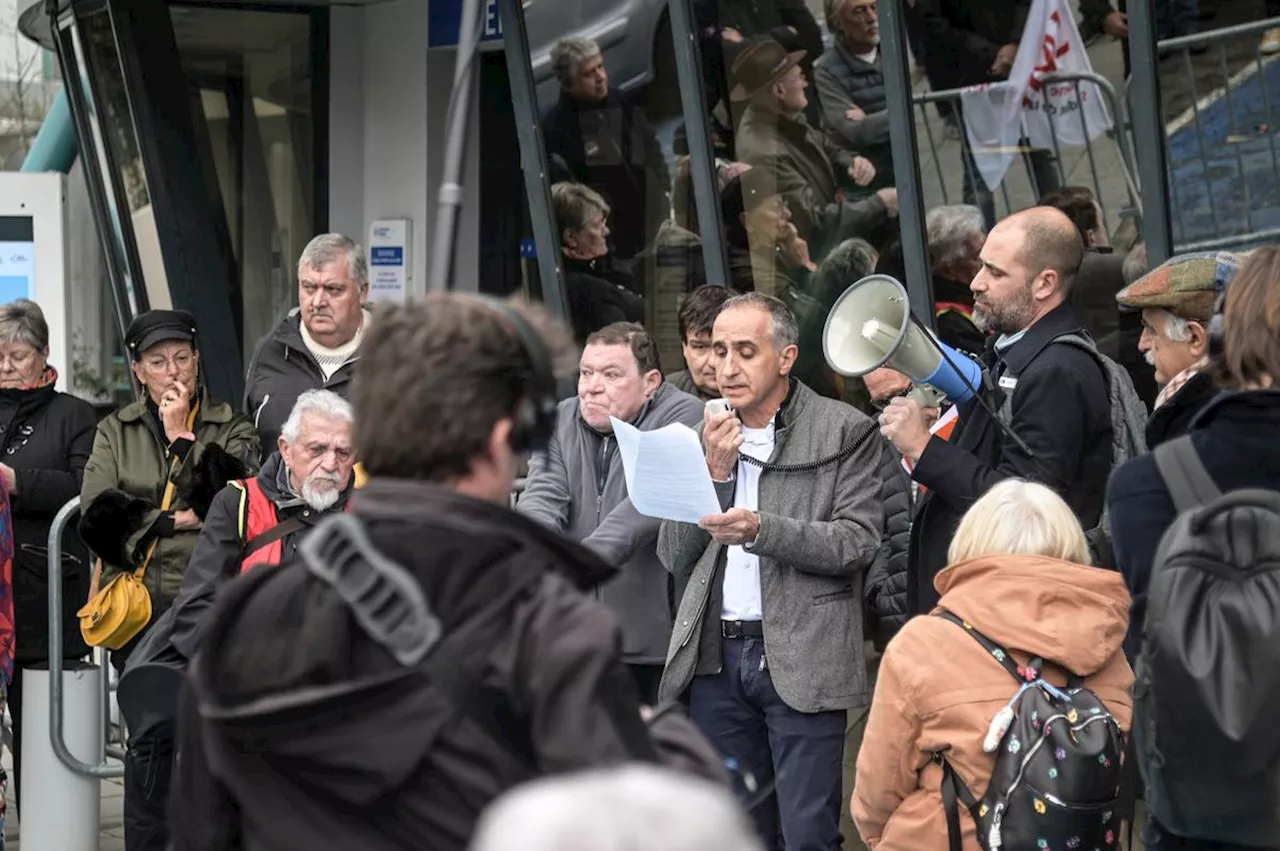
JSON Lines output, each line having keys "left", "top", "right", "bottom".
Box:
{"left": 120, "top": 389, "right": 357, "bottom": 682}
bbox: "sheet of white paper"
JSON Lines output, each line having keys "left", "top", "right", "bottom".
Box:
{"left": 610, "top": 417, "right": 724, "bottom": 524}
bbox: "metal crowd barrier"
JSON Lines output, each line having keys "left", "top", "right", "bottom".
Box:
{"left": 1135, "top": 17, "right": 1280, "bottom": 253}
{"left": 913, "top": 71, "right": 1143, "bottom": 237}
{"left": 47, "top": 495, "right": 123, "bottom": 780}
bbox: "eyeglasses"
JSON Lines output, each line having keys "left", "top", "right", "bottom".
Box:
{"left": 143, "top": 352, "right": 195, "bottom": 373}
{"left": 870, "top": 384, "right": 914, "bottom": 412}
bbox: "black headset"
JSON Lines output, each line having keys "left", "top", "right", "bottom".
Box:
{"left": 1208, "top": 288, "right": 1227, "bottom": 359}
{"left": 478, "top": 297, "right": 561, "bottom": 454}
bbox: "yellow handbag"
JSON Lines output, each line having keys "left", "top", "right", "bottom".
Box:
{"left": 78, "top": 405, "right": 196, "bottom": 650}
{"left": 77, "top": 478, "right": 175, "bottom": 650}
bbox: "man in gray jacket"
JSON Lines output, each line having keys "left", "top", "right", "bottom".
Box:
{"left": 657, "top": 293, "right": 883, "bottom": 851}
{"left": 518, "top": 322, "right": 703, "bottom": 704}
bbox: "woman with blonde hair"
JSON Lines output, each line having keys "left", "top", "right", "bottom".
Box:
{"left": 852, "top": 479, "right": 1134, "bottom": 851}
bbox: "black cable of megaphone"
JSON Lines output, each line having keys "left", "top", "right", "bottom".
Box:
{"left": 908, "top": 314, "right": 1037, "bottom": 459}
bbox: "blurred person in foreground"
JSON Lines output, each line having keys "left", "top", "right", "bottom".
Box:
{"left": 469, "top": 765, "right": 764, "bottom": 851}
{"left": 852, "top": 479, "right": 1133, "bottom": 850}
{"left": 172, "top": 296, "right": 725, "bottom": 851}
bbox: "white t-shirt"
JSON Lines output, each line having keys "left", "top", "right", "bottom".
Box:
{"left": 721, "top": 420, "right": 776, "bottom": 621}
{"left": 855, "top": 47, "right": 879, "bottom": 65}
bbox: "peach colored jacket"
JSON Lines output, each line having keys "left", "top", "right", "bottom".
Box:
{"left": 851, "top": 555, "right": 1135, "bottom": 851}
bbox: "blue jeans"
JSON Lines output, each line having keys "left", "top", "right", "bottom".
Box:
{"left": 690, "top": 636, "right": 846, "bottom": 851}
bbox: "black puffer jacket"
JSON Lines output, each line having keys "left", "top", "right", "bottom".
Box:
{"left": 243, "top": 312, "right": 361, "bottom": 459}
{"left": 172, "top": 479, "right": 726, "bottom": 851}
{"left": 1, "top": 380, "right": 97, "bottom": 662}
{"left": 865, "top": 439, "right": 914, "bottom": 650}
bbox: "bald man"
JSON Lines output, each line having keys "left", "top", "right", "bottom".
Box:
{"left": 880, "top": 208, "right": 1113, "bottom": 610}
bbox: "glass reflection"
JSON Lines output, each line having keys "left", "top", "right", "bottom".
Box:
{"left": 168, "top": 5, "right": 315, "bottom": 364}
{"left": 78, "top": 7, "right": 170, "bottom": 309}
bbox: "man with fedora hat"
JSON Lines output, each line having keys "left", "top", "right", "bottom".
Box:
{"left": 1116, "top": 251, "right": 1240, "bottom": 449}
{"left": 731, "top": 38, "right": 898, "bottom": 259}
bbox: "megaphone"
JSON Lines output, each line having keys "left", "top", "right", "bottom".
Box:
{"left": 822, "top": 274, "right": 983, "bottom": 404}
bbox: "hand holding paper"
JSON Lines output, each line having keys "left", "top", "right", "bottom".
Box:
{"left": 611, "top": 417, "right": 723, "bottom": 524}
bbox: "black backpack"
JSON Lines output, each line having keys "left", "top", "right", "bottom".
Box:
{"left": 935, "top": 610, "right": 1126, "bottom": 851}
{"left": 1134, "top": 436, "right": 1280, "bottom": 846}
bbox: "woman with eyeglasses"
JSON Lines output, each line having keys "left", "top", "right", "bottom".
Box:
{"left": 0, "top": 299, "right": 97, "bottom": 815}
{"left": 79, "top": 309, "right": 258, "bottom": 851}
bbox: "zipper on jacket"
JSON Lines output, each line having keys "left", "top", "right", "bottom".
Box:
{"left": 595, "top": 435, "right": 612, "bottom": 526}
{"left": 253, "top": 394, "right": 271, "bottom": 429}
{"left": 594, "top": 435, "right": 614, "bottom": 599}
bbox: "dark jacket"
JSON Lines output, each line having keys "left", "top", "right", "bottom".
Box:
{"left": 1070, "top": 249, "right": 1127, "bottom": 355}
{"left": 1, "top": 383, "right": 96, "bottom": 662}
{"left": 734, "top": 104, "right": 890, "bottom": 250}
{"left": 542, "top": 88, "right": 670, "bottom": 260}
{"left": 933, "top": 276, "right": 987, "bottom": 356}
{"left": 865, "top": 439, "right": 914, "bottom": 650}
{"left": 666, "top": 369, "right": 717, "bottom": 402}
{"left": 1108, "top": 389, "right": 1280, "bottom": 659}
{"left": 79, "top": 389, "right": 260, "bottom": 621}
{"left": 171, "top": 479, "right": 725, "bottom": 851}
{"left": 122, "top": 451, "right": 353, "bottom": 678}
{"left": 1145, "top": 370, "right": 1218, "bottom": 450}
{"left": 908, "top": 0, "right": 1033, "bottom": 90}
{"left": 813, "top": 42, "right": 894, "bottom": 189}
{"left": 244, "top": 312, "right": 361, "bottom": 458}
{"left": 564, "top": 258, "right": 645, "bottom": 345}
{"left": 517, "top": 384, "right": 703, "bottom": 664}
{"left": 909, "top": 302, "right": 1113, "bottom": 613}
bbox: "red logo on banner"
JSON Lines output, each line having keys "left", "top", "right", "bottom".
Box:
{"left": 1023, "top": 11, "right": 1072, "bottom": 107}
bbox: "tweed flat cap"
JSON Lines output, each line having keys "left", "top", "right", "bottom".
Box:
{"left": 1115, "top": 251, "right": 1241, "bottom": 321}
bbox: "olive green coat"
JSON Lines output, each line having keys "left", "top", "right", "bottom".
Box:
{"left": 80, "top": 391, "right": 259, "bottom": 615}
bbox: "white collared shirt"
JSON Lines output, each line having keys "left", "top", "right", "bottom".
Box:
{"left": 721, "top": 419, "right": 776, "bottom": 621}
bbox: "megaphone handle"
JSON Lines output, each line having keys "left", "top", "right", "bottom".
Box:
{"left": 910, "top": 314, "right": 1036, "bottom": 460}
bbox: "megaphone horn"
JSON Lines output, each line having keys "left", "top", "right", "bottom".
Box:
{"left": 821, "top": 274, "right": 983, "bottom": 404}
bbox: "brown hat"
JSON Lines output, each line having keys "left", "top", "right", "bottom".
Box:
{"left": 730, "top": 39, "right": 806, "bottom": 103}
{"left": 1115, "top": 251, "right": 1241, "bottom": 322}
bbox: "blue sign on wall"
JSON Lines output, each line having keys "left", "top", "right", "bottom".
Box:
{"left": 429, "top": 0, "right": 503, "bottom": 48}
{"left": 370, "top": 246, "right": 404, "bottom": 266}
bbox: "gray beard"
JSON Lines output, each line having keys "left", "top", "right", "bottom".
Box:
{"left": 301, "top": 478, "right": 340, "bottom": 511}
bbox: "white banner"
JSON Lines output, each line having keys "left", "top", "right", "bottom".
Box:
{"left": 959, "top": 0, "right": 1114, "bottom": 192}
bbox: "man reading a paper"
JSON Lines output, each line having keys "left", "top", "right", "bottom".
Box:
{"left": 518, "top": 322, "right": 702, "bottom": 703}
{"left": 657, "top": 292, "right": 883, "bottom": 851}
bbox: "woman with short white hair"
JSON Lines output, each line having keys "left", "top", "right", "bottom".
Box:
{"left": 852, "top": 479, "right": 1134, "bottom": 851}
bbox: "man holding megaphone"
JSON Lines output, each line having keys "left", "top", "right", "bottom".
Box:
{"left": 873, "top": 208, "right": 1115, "bottom": 612}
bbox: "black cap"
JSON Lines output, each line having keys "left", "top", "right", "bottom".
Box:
{"left": 125, "top": 309, "right": 198, "bottom": 360}
{"left": 720, "top": 168, "right": 782, "bottom": 225}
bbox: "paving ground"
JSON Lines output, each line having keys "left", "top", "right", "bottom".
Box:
{"left": 2, "top": 748, "right": 125, "bottom": 851}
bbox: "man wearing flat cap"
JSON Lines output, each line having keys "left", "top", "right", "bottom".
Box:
{"left": 730, "top": 38, "right": 898, "bottom": 257}
{"left": 80, "top": 309, "right": 258, "bottom": 851}
{"left": 1116, "top": 251, "right": 1240, "bottom": 448}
